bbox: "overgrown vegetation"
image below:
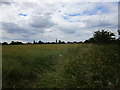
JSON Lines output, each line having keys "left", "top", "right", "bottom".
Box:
{"left": 2, "top": 44, "right": 120, "bottom": 88}
{"left": 84, "top": 29, "right": 118, "bottom": 44}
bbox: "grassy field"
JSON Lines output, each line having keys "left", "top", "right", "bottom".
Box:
{"left": 2, "top": 44, "right": 120, "bottom": 88}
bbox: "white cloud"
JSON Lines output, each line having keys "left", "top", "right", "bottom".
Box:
{"left": 1, "top": 0, "right": 119, "bottom": 2}
{"left": 0, "top": 1, "right": 118, "bottom": 42}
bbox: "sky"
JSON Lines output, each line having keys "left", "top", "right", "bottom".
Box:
{"left": 0, "top": 0, "right": 119, "bottom": 43}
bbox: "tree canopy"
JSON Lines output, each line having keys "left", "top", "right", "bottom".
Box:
{"left": 85, "top": 29, "right": 115, "bottom": 44}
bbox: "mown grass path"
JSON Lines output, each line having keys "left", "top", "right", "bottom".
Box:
{"left": 35, "top": 44, "right": 81, "bottom": 88}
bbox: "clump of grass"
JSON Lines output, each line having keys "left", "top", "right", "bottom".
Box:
{"left": 63, "top": 44, "right": 120, "bottom": 88}
{"left": 2, "top": 45, "right": 66, "bottom": 88}
{"left": 2, "top": 54, "right": 57, "bottom": 88}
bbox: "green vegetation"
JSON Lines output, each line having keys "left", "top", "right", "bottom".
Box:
{"left": 2, "top": 44, "right": 120, "bottom": 88}
{"left": 85, "top": 29, "right": 117, "bottom": 44}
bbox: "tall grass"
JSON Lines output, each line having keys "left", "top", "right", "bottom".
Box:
{"left": 63, "top": 44, "right": 120, "bottom": 88}
{"left": 2, "top": 44, "right": 73, "bottom": 88}
{"left": 2, "top": 44, "right": 120, "bottom": 88}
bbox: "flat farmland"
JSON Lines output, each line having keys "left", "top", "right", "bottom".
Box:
{"left": 2, "top": 44, "right": 120, "bottom": 88}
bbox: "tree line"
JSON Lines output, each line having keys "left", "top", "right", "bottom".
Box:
{"left": 84, "top": 29, "right": 120, "bottom": 44}
{"left": 1, "top": 29, "right": 120, "bottom": 45}
{"left": 1, "top": 40, "right": 83, "bottom": 45}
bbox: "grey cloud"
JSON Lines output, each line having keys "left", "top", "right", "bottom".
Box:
{"left": 83, "top": 19, "right": 114, "bottom": 29}
{"left": 92, "top": 21, "right": 112, "bottom": 28}
{"left": 1, "top": 22, "right": 29, "bottom": 33}
{"left": 30, "top": 15, "right": 55, "bottom": 28}
{"left": 0, "top": 1, "right": 14, "bottom": 5}
{"left": 61, "top": 28, "right": 76, "bottom": 34}
{"left": 57, "top": 25, "right": 77, "bottom": 34}
{"left": 1, "top": 22, "right": 38, "bottom": 41}
{"left": 1, "top": 21, "right": 47, "bottom": 38}
{"left": 20, "top": 2, "right": 40, "bottom": 10}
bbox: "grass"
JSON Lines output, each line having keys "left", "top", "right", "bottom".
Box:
{"left": 2, "top": 44, "right": 120, "bottom": 88}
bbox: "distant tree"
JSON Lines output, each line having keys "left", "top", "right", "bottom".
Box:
{"left": 78, "top": 41, "right": 83, "bottom": 44}
{"left": 58, "top": 40, "right": 61, "bottom": 44}
{"left": 16, "top": 41, "right": 23, "bottom": 45}
{"left": 10, "top": 41, "right": 23, "bottom": 45}
{"left": 67, "top": 41, "right": 73, "bottom": 44}
{"left": 2, "top": 42, "right": 8, "bottom": 45}
{"left": 38, "top": 40, "right": 43, "bottom": 44}
{"left": 93, "top": 29, "right": 115, "bottom": 44}
{"left": 56, "top": 38, "right": 58, "bottom": 44}
{"left": 27, "top": 42, "right": 32, "bottom": 44}
{"left": 118, "top": 30, "right": 120, "bottom": 39}
{"left": 10, "top": 41, "right": 15, "bottom": 45}
{"left": 33, "top": 40, "right": 37, "bottom": 44}
{"left": 84, "top": 40, "right": 89, "bottom": 43}
{"left": 57, "top": 40, "right": 65, "bottom": 44}
{"left": 46, "top": 42, "right": 50, "bottom": 44}
{"left": 84, "top": 29, "right": 115, "bottom": 44}
{"left": 87, "top": 38, "right": 95, "bottom": 43}
{"left": 73, "top": 41, "right": 77, "bottom": 43}
{"left": 61, "top": 41, "right": 65, "bottom": 44}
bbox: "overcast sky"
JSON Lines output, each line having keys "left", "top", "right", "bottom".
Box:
{"left": 0, "top": 0, "right": 119, "bottom": 43}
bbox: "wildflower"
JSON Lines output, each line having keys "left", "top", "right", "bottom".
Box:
{"left": 59, "top": 54, "right": 62, "bottom": 57}
{"left": 108, "top": 82, "right": 114, "bottom": 87}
